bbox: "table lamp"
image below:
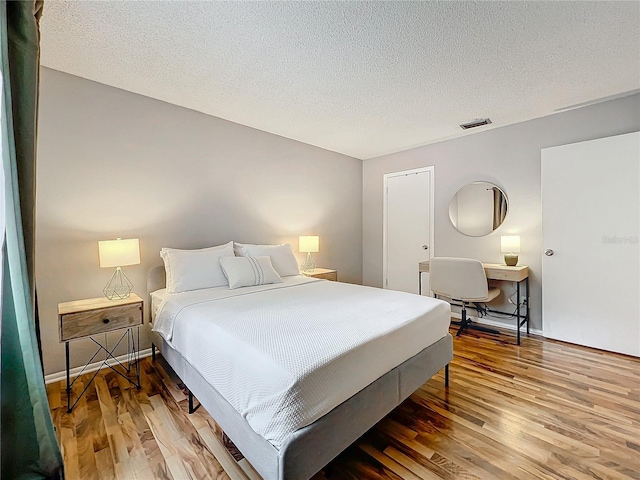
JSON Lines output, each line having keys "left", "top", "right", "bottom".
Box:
{"left": 299, "top": 235, "right": 319, "bottom": 272}
{"left": 501, "top": 235, "right": 520, "bottom": 267}
{"left": 98, "top": 238, "right": 140, "bottom": 299}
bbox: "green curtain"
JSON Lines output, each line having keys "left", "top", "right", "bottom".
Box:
{"left": 1, "top": 1, "right": 64, "bottom": 478}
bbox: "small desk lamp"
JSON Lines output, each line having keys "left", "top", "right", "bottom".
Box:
{"left": 98, "top": 238, "right": 140, "bottom": 299}
{"left": 501, "top": 235, "right": 520, "bottom": 267}
{"left": 299, "top": 235, "right": 319, "bottom": 272}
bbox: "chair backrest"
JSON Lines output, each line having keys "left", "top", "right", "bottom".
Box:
{"left": 429, "top": 257, "right": 489, "bottom": 301}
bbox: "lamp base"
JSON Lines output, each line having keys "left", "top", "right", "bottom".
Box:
{"left": 504, "top": 254, "right": 519, "bottom": 267}
{"left": 300, "top": 252, "right": 316, "bottom": 273}
{"left": 104, "top": 267, "right": 133, "bottom": 300}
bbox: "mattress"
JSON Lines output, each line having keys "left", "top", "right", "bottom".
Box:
{"left": 152, "top": 275, "right": 450, "bottom": 449}
{"left": 150, "top": 287, "right": 167, "bottom": 323}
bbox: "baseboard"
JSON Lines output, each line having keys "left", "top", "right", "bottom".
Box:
{"left": 45, "top": 348, "right": 153, "bottom": 384}
{"left": 451, "top": 312, "right": 543, "bottom": 336}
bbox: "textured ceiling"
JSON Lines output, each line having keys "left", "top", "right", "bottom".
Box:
{"left": 40, "top": 1, "right": 640, "bottom": 160}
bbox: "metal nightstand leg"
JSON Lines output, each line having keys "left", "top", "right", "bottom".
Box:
{"left": 526, "top": 277, "right": 530, "bottom": 334}
{"left": 517, "top": 281, "right": 521, "bottom": 345}
{"left": 66, "top": 327, "right": 141, "bottom": 412}
{"left": 125, "top": 327, "right": 141, "bottom": 388}
{"left": 66, "top": 341, "right": 71, "bottom": 413}
{"left": 138, "top": 327, "right": 141, "bottom": 388}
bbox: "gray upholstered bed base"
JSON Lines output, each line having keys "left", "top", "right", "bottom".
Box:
{"left": 150, "top": 330, "right": 453, "bottom": 480}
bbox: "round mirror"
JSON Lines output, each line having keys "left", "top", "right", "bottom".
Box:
{"left": 449, "top": 182, "right": 508, "bottom": 236}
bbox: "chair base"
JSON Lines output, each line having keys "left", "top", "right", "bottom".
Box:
{"left": 455, "top": 307, "right": 499, "bottom": 337}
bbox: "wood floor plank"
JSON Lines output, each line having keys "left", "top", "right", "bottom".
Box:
{"left": 183, "top": 407, "right": 233, "bottom": 479}
{"left": 95, "top": 376, "right": 121, "bottom": 436}
{"left": 133, "top": 466, "right": 156, "bottom": 480}
{"left": 164, "top": 453, "right": 194, "bottom": 480}
{"left": 382, "top": 446, "right": 443, "bottom": 480}
{"left": 109, "top": 430, "right": 132, "bottom": 479}
{"left": 95, "top": 447, "right": 116, "bottom": 480}
{"left": 145, "top": 396, "right": 215, "bottom": 480}
{"left": 47, "top": 381, "right": 62, "bottom": 410}
{"left": 238, "top": 458, "right": 262, "bottom": 480}
{"left": 358, "top": 443, "right": 422, "bottom": 480}
{"left": 119, "top": 410, "right": 152, "bottom": 475}
{"left": 61, "top": 425, "right": 81, "bottom": 479}
{"left": 414, "top": 433, "right": 520, "bottom": 480}
{"left": 154, "top": 360, "right": 188, "bottom": 403}
{"left": 174, "top": 436, "right": 214, "bottom": 480}
{"left": 198, "top": 427, "right": 247, "bottom": 480}
{"left": 72, "top": 380, "right": 99, "bottom": 480}
{"left": 49, "top": 326, "right": 640, "bottom": 480}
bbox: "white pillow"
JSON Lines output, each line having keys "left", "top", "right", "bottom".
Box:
{"left": 160, "top": 241, "right": 234, "bottom": 294}
{"left": 234, "top": 243, "right": 300, "bottom": 276}
{"left": 219, "top": 256, "right": 283, "bottom": 290}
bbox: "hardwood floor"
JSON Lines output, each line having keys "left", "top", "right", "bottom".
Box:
{"left": 47, "top": 327, "right": 640, "bottom": 480}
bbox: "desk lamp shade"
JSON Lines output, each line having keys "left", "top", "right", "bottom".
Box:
{"left": 500, "top": 235, "right": 520, "bottom": 266}
{"left": 98, "top": 238, "right": 140, "bottom": 299}
{"left": 299, "top": 235, "right": 319, "bottom": 272}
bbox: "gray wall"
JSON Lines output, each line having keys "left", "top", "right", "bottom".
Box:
{"left": 363, "top": 93, "right": 640, "bottom": 331}
{"left": 37, "top": 67, "right": 363, "bottom": 376}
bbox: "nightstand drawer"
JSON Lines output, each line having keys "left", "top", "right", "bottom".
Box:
{"left": 312, "top": 271, "right": 337, "bottom": 281}
{"left": 303, "top": 268, "right": 338, "bottom": 281}
{"left": 60, "top": 302, "right": 142, "bottom": 341}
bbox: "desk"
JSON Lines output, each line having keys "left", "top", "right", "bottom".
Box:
{"left": 419, "top": 261, "right": 530, "bottom": 345}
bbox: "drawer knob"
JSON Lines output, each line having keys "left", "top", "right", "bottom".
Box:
{"left": 103, "top": 318, "right": 110, "bottom": 324}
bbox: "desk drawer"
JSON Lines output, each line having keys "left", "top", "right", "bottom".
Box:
{"left": 60, "top": 303, "right": 142, "bottom": 341}
{"left": 488, "top": 270, "right": 513, "bottom": 280}
{"left": 484, "top": 266, "right": 528, "bottom": 282}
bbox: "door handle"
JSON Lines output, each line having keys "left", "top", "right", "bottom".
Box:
{"left": 544, "top": 249, "right": 554, "bottom": 256}
{"left": 422, "top": 245, "right": 429, "bottom": 250}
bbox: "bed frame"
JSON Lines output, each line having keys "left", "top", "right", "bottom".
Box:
{"left": 147, "top": 267, "right": 453, "bottom": 480}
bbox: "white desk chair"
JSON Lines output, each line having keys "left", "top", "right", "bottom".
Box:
{"left": 430, "top": 257, "right": 500, "bottom": 337}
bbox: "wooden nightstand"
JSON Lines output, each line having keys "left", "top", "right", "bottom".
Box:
{"left": 58, "top": 293, "right": 143, "bottom": 412}
{"left": 302, "top": 268, "right": 338, "bottom": 281}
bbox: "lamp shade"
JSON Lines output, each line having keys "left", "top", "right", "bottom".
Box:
{"left": 299, "top": 235, "right": 319, "bottom": 253}
{"left": 98, "top": 238, "right": 140, "bottom": 268}
{"left": 500, "top": 235, "right": 521, "bottom": 253}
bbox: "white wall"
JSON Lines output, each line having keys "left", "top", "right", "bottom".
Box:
{"left": 363, "top": 93, "right": 640, "bottom": 331}
{"left": 36, "top": 68, "right": 363, "bottom": 375}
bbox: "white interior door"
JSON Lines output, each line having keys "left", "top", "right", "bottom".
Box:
{"left": 542, "top": 132, "right": 640, "bottom": 356}
{"left": 383, "top": 167, "right": 434, "bottom": 294}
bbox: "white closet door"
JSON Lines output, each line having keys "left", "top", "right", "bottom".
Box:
{"left": 542, "top": 132, "right": 640, "bottom": 356}
{"left": 383, "top": 167, "right": 434, "bottom": 294}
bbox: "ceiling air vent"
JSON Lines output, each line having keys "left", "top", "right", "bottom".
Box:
{"left": 459, "top": 118, "right": 492, "bottom": 130}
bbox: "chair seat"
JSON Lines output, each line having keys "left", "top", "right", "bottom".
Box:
{"left": 444, "top": 287, "right": 501, "bottom": 304}
{"left": 483, "top": 287, "right": 501, "bottom": 303}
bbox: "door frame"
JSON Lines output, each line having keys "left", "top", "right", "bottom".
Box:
{"left": 382, "top": 166, "right": 435, "bottom": 290}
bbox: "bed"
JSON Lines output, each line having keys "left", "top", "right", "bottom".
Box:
{"left": 147, "top": 267, "right": 452, "bottom": 480}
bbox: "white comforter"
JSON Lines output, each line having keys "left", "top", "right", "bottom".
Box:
{"left": 152, "top": 276, "right": 450, "bottom": 449}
